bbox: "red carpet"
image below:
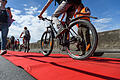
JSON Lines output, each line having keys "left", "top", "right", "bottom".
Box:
{"left": 2, "top": 51, "right": 120, "bottom": 80}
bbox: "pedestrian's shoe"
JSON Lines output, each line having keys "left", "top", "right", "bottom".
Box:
{"left": 0, "top": 50, "right": 7, "bottom": 55}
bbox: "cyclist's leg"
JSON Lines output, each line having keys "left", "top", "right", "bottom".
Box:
{"left": 78, "top": 25, "right": 91, "bottom": 52}
{"left": 27, "top": 39, "right": 30, "bottom": 50}
{"left": 65, "top": 4, "right": 78, "bottom": 25}
{"left": 52, "top": 1, "right": 72, "bottom": 36}
{"left": 84, "top": 27, "right": 91, "bottom": 51}
{"left": 23, "top": 36, "right": 27, "bottom": 48}
{"left": 65, "top": 5, "right": 78, "bottom": 50}
{"left": 76, "top": 27, "right": 83, "bottom": 51}
{"left": 23, "top": 37, "right": 25, "bottom": 44}
{"left": 52, "top": 1, "right": 72, "bottom": 23}
{"left": 26, "top": 36, "right": 30, "bottom": 52}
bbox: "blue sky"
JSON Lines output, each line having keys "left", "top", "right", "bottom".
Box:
{"left": 5, "top": 0, "right": 120, "bottom": 42}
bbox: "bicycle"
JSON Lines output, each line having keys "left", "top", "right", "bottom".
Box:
{"left": 19, "top": 37, "right": 30, "bottom": 53}
{"left": 40, "top": 15, "right": 98, "bottom": 60}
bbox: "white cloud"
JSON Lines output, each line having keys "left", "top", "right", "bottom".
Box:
{"left": 11, "top": 8, "right": 21, "bottom": 15}
{"left": 92, "top": 18, "right": 113, "bottom": 32}
{"left": 8, "top": 7, "right": 51, "bottom": 43}
{"left": 24, "top": 4, "right": 27, "bottom": 7}
{"left": 24, "top": 6, "right": 38, "bottom": 15}
{"left": 93, "top": 23, "right": 110, "bottom": 32}
{"left": 93, "top": 18, "right": 112, "bottom": 23}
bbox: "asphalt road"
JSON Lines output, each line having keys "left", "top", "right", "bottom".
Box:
{"left": 0, "top": 55, "right": 36, "bottom": 80}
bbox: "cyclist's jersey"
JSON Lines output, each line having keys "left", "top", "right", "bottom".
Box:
{"left": 23, "top": 30, "right": 30, "bottom": 36}
{"left": 23, "top": 29, "right": 30, "bottom": 40}
{"left": 74, "top": 7, "right": 91, "bottom": 28}
{"left": 76, "top": 7, "right": 91, "bottom": 21}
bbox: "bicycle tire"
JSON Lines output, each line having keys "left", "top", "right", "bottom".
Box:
{"left": 40, "top": 30, "right": 54, "bottom": 56}
{"left": 67, "top": 20, "right": 98, "bottom": 60}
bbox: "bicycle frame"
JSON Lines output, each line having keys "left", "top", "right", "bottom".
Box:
{"left": 44, "top": 18, "right": 79, "bottom": 40}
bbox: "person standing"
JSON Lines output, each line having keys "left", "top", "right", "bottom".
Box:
{"left": 6, "top": 7, "right": 14, "bottom": 27}
{"left": 0, "top": 0, "right": 8, "bottom": 55}
{"left": 16, "top": 39, "right": 20, "bottom": 50}
{"left": 10, "top": 36, "right": 15, "bottom": 51}
{"left": 0, "top": 0, "right": 13, "bottom": 55}
{"left": 74, "top": 5, "right": 91, "bottom": 52}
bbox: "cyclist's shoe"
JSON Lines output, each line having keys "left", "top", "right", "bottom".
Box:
{"left": 71, "top": 36, "right": 77, "bottom": 41}
{"left": 79, "top": 51, "right": 85, "bottom": 56}
{"left": 76, "top": 49, "right": 80, "bottom": 51}
{"left": 56, "top": 28, "right": 68, "bottom": 38}
{"left": 62, "top": 47, "right": 66, "bottom": 51}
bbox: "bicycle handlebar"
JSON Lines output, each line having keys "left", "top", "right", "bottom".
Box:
{"left": 39, "top": 17, "right": 53, "bottom": 22}
{"left": 39, "top": 16, "right": 97, "bottom": 25}
{"left": 89, "top": 16, "right": 98, "bottom": 19}
{"left": 75, "top": 13, "right": 98, "bottom": 19}
{"left": 19, "top": 37, "right": 23, "bottom": 38}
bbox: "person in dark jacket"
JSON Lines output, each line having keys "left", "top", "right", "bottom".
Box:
{"left": 0, "top": 0, "right": 9, "bottom": 55}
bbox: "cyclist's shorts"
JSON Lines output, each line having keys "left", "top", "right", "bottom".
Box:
{"left": 24, "top": 35, "right": 30, "bottom": 41}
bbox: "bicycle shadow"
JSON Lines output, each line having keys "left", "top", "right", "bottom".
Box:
{"left": 83, "top": 57, "right": 120, "bottom": 65}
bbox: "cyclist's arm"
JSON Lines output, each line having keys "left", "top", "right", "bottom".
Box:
{"left": 19, "top": 32, "right": 23, "bottom": 38}
{"left": 38, "top": 0, "right": 53, "bottom": 18}
{"left": 60, "top": 13, "right": 65, "bottom": 21}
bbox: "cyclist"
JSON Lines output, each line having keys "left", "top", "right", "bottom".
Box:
{"left": 10, "top": 36, "right": 15, "bottom": 50}
{"left": 74, "top": 4, "right": 91, "bottom": 51}
{"left": 16, "top": 39, "right": 20, "bottom": 50}
{"left": 20, "top": 27, "right": 31, "bottom": 51}
{"left": 38, "top": 0, "right": 84, "bottom": 37}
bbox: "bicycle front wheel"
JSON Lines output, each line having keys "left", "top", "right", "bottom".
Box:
{"left": 67, "top": 20, "right": 98, "bottom": 60}
{"left": 40, "top": 31, "right": 54, "bottom": 56}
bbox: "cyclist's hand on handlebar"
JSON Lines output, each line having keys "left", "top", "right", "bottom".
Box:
{"left": 38, "top": 15, "right": 43, "bottom": 20}
{"left": 19, "top": 36, "right": 23, "bottom": 38}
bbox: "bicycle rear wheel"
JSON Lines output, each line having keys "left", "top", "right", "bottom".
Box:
{"left": 67, "top": 20, "right": 98, "bottom": 60}
{"left": 40, "top": 31, "right": 54, "bottom": 56}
